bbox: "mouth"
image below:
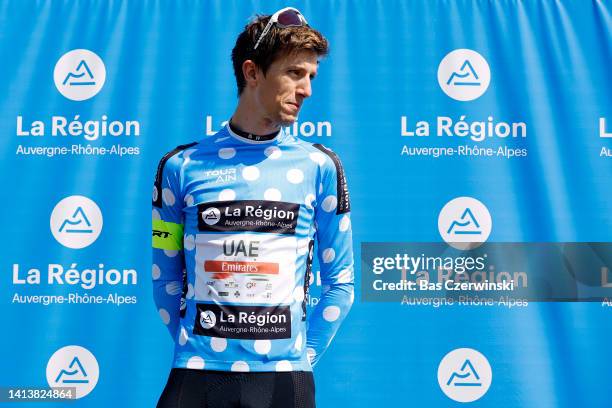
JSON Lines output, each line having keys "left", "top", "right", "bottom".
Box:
{"left": 286, "top": 102, "right": 300, "bottom": 111}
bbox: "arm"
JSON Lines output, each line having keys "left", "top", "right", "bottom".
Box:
{"left": 152, "top": 151, "right": 186, "bottom": 340}
{"left": 306, "top": 144, "right": 354, "bottom": 367}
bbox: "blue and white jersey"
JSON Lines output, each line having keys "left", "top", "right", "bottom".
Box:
{"left": 152, "top": 124, "right": 354, "bottom": 372}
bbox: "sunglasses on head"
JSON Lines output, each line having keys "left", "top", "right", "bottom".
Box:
{"left": 253, "top": 7, "right": 309, "bottom": 50}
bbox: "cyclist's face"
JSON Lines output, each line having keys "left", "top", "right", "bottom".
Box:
{"left": 255, "top": 50, "right": 318, "bottom": 126}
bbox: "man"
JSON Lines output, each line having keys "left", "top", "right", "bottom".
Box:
{"left": 153, "top": 8, "right": 354, "bottom": 407}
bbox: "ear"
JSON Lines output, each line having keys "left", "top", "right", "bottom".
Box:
{"left": 242, "top": 60, "right": 260, "bottom": 89}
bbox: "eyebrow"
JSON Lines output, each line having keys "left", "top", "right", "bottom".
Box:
{"left": 287, "top": 65, "right": 318, "bottom": 77}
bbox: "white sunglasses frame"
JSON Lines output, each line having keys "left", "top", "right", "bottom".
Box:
{"left": 253, "top": 7, "right": 309, "bottom": 50}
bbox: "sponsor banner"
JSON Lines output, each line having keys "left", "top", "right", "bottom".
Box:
{"left": 197, "top": 200, "right": 299, "bottom": 234}
{"left": 193, "top": 303, "right": 291, "bottom": 339}
{"left": 193, "top": 233, "right": 297, "bottom": 305}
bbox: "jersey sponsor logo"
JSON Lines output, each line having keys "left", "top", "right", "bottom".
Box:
{"left": 152, "top": 219, "right": 184, "bottom": 250}
{"left": 194, "top": 233, "right": 296, "bottom": 305}
{"left": 193, "top": 303, "right": 291, "bottom": 339}
{"left": 199, "top": 310, "right": 216, "bottom": 329}
{"left": 205, "top": 260, "right": 279, "bottom": 276}
{"left": 204, "top": 167, "right": 237, "bottom": 184}
{"left": 201, "top": 207, "right": 221, "bottom": 225}
{"left": 197, "top": 200, "right": 299, "bottom": 234}
{"left": 312, "top": 144, "right": 351, "bottom": 214}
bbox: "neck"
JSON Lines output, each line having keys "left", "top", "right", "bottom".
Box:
{"left": 231, "top": 95, "right": 281, "bottom": 135}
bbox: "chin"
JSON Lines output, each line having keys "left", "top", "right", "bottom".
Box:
{"left": 278, "top": 114, "right": 298, "bottom": 127}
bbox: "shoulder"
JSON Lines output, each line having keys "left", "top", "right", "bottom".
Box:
{"left": 308, "top": 141, "right": 347, "bottom": 175}
{"left": 291, "top": 139, "right": 345, "bottom": 172}
{"left": 152, "top": 141, "right": 199, "bottom": 207}
{"left": 156, "top": 141, "right": 200, "bottom": 171}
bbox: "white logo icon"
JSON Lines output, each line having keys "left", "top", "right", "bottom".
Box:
{"left": 46, "top": 345, "right": 99, "bottom": 399}
{"left": 202, "top": 208, "right": 221, "bottom": 225}
{"left": 199, "top": 310, "right": 216, "bottom": 329}
{"left": 438, "top": 49, "right": 490, "bottom": 101}
{"left": 54, "top": 49, "right": 106, "bottom": 101}
{"left": 50, "top": 196, "right": 103, "bottom": 249}
{"left": 438, "top": 348, "right": 492, "bottom": 403}
{"left": 438, "top": 196, "right": 491, "bottom": 250}
{"left": 152, "top": 186, "right": 159, "bottom": 202}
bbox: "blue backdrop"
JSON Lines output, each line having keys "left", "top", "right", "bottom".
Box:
{"left": 1, "top": 0, "right": 611, "bottom": 406}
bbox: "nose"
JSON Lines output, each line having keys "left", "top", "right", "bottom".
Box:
{"left": 297, "top": 77, "right": 312, "bottom": 99}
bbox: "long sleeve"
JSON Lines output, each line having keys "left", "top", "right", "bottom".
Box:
{"left": 152, "top": 149, "right": 187, "bottom": 340}
{"left": 306, "top": 144, "right": 354, "bottom": 367}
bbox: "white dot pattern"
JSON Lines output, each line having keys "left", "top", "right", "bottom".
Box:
{"left": 179, "top": 327, "right": 188, "bottom": 346}
{"left": 242, "top": 166, "right": 260, "bottom": 181}
{"left": 151, "top": 136, "right": 356, "bottom": 373}
{"left": 165, "top": 281, "right": 182, "bottom": 296}
{"left": 186, "top": 356, "right": 205, "bottom": 369}
{"left": 164, "top": 249, "right": 179, "bottom": 258}
{"left": 152, "top": 264, "right": 161, "bottom": 280}
{"left": 322, "top": 248, "right": 336, "bottom": 263}
{"left": 276, "top": 360, "right": 293, "bottom": 372}
{"left": 184, "top": 235, "right": 195, "bottom": 251}
{"left": 286, "top": 169, "right": 304, "bottom": 184}
{"left": 185, "top": 194, "right": 194, "bottom": 206}
{"left": 339, "top": 215, "right": 351, "bottom": 232}
{"left": 264, "top": 146, "right": 282, "bottom": 159}
{"left": 309, "top": 152, "right": 326, "bottom": 166}
{"left": 322, "top": 195, "right": 337, "bottom": 212}
{"left": 211, "top": 337, "right": 227, "bottom": 352}
{"left": 218, "top": 147, "right": 236, "bottom": 159}
{"left": 162, "top": 188, "right": 175, "bottom": 206}
{"left": 231, "top": 361, "right": 250, "bottom": 372}
{"left": 323, "top": 306, "right": 341, "bottom": 322}
{"left": 254, "top": 340, "right": 271, "bottom": 355}
{"left": 219, "top": 189, "right": 236, "bottom": 201}
{"left": 264, "top": 188, "right": 282, "bottom": 201}
{"left": 159, "top": 308, "right": 170, "bottom": 325}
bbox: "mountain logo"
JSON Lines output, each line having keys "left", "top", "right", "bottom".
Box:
{"left": 446, "top": 60, "right": 481, "bottom": 86}
{"left": 446, "top": 359, "right": 482, "bottom": 387}
{"left": 54, "top": 49, "right": 106, "bottom": 101}
{"left": 62, "top": 60, "right": 96, "bottom": 86}
{"left": 199, "top": 310, "right": 217, "bottom": 329}
{"left": 58, "top": 207, "right": 93, "bottom": 234}
{"left": 46, "top": 345, "right": 99, "bottom": 399}
{"left": 50, "top": 195, "right": 103, "bottom": 249}
{"left": 438, "top": 49, "right": 490, "bottom": 101}
{"left": 438, "top": 348, "right": 492, "bottom": 402}
{"left": 438, "top": 197, "right": 492, "bottom": 250}
{"left": 202, "top": 207, "right": 221, "bottom": 225}
{"left": 446, "top": 208, "right": 482, "bottom": 236}
{"left": 54, "top": 356, "right": 89, "bottom": 384}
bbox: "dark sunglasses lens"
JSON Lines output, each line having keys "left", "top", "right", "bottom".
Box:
{"left": 277, "top": 10, "right": 302, "bottom": 26}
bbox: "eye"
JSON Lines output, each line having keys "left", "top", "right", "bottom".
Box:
{"left": 289, "top": 69, "right": 301, "bottom": 77}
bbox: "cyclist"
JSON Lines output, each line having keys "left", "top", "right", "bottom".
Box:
{"left": 153, "top": 8, "right": 354, "bottom": 407}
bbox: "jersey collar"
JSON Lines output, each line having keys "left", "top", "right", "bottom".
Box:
{"left": 225, "top": 122, "right": 284, "bottom": 145}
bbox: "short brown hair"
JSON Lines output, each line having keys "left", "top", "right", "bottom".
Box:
{"left": 231, "top": 14, "right": 329, "bottom": 95}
